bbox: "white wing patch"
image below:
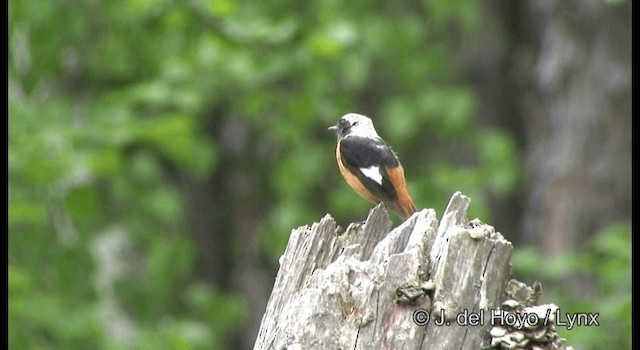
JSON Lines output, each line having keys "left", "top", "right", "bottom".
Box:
{"left": 360, "top": 166, "right": 383, "bottom": 185}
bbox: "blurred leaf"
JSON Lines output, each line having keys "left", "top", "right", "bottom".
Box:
{"left": 588, "top": 222, "right": 631, "bottom": 259}
{"left": 512, "top": 223, "right": 631, "bottom": 349}
{"left": 419, "top": 88, "right": 475, "bottom": 136}
{"left": 307, "top": 34, "right": 343, "bottom": 57}
{"left": 65, "top": 185, "right": 101, "bottom": 223}
{"left": 184, "top": 283, "right": 246, "bottom": 337}
{"left": 137, "top": 114, "right": 217, "bottom": 178}
{"left": 511, "top": 246, "right": 545, "bottom": 278}
{"left": 380, "top": 97, "right": 419, "bottom": 140}
{"left": 89, "top": 148, "right": 125, "bottom": 176}
{"left": 8, "top": 198, "right": 47, "bottom": 226}
{"left": 475, "top": 130, "right": 520, "bottom": 195}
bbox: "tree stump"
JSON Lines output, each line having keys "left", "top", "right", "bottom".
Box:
{"left": 254, "top": 192, "right": 572, "bottom": 350}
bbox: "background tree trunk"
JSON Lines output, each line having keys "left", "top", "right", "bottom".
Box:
{"left": 516, "top": 0, "right": 631, "bottom": 255}
{"left": 465, "top": 0, "right": 631, "bottom": 251}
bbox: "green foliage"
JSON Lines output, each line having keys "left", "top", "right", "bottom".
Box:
{"left": 511, "top": 222, "right": 631, "bottom": 349}
{"left": 14, "top": 0, "right": 619, "bottom": 349}
{"left": 10, "top": 1, "right": 241, "bottom": 347}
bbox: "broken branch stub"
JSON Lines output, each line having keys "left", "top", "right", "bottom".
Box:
{"left": 254, "top": 192, "right": 569, "bottom": 350}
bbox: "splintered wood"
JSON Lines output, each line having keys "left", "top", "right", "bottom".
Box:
{"left": 254, "top": 192, "right": 571, "bottom": 350}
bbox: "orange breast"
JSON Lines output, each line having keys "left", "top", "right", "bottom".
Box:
{"left": 336, "top": 143, "right": 379, "bottom": 203}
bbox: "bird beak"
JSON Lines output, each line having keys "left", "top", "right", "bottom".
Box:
{"left": 327, "top": 125, "right": 338, "bottom": 133}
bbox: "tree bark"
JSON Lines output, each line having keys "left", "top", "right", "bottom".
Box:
{"left": 254, "top": 192, "right": 571, "bottom": 350}
{"left": 516, "top": 0, "right": 631, "bottom": 254}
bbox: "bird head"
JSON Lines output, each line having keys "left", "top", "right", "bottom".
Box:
{"left": 328, "top": 113, "right": 380, "bottom": 139}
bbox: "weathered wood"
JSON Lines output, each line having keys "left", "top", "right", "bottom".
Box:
{"left": 254, "top": 192, "right": 571, "bottom": 350}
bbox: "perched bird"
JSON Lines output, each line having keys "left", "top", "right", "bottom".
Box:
{"left": 328, "top": 113, "right": 417, "bottom": 219}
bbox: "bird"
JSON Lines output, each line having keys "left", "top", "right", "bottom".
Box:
{"left": 328, "top": 113, "right": 417, "bottom": 220}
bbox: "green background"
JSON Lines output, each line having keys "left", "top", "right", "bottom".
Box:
{"left": 9, "top": 0, "right": 630, "bottom": 349}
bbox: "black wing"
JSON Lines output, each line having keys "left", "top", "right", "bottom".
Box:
{"left": 339, "top": 136, "right": 400, "bottom": 203}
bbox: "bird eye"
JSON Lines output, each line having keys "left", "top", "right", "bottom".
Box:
{"left": 353, "top": 121, "right": 359, "bottom": 126}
